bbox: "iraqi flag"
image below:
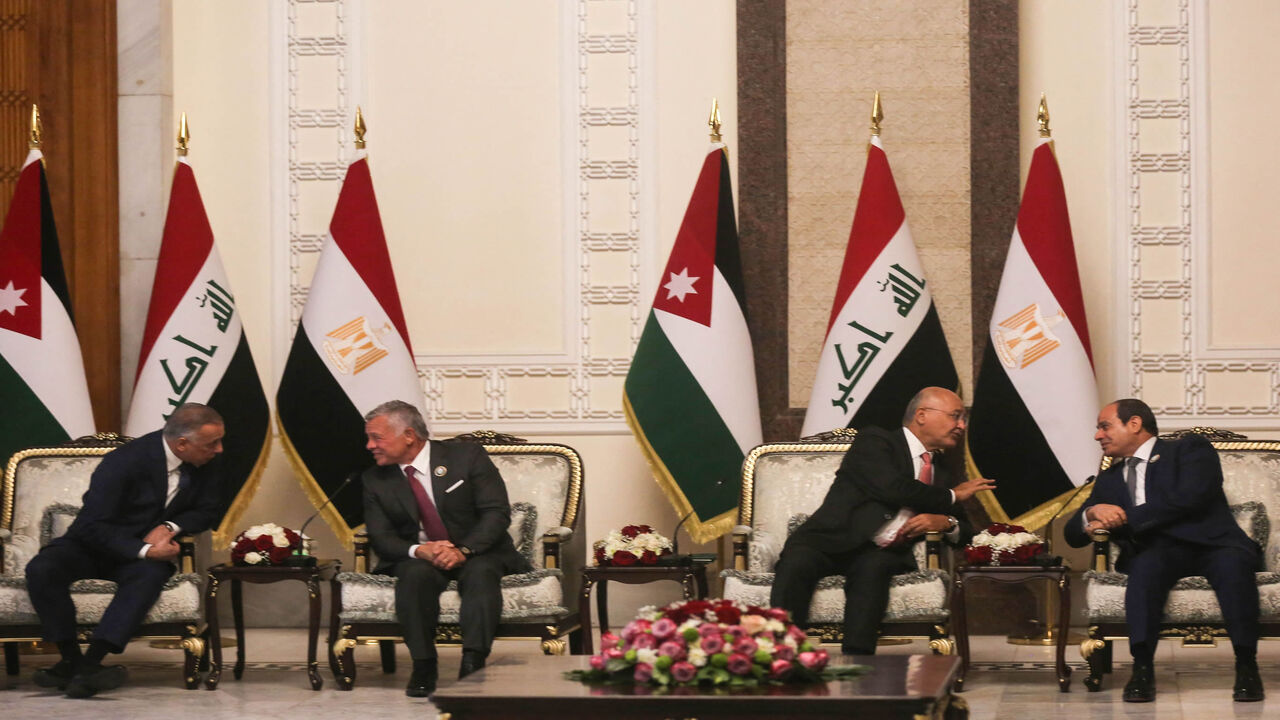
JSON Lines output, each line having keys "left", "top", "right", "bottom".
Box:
{"left": 623, "top": 145, "right": 762, "bottom": 544}
{"left": 967, "top": 137, "right": 1099, "bottom": 527}
{"left": 801, "top": 135, "right": 957, "bottom": 436}
{"left": 0, "top": 149, "right": 95, "bottom": 467}
{"left": 124, "top": 157, "right": 271, "bottom": 547}
{"left": 276, "top": 154, "right": 424, "bottom": 547}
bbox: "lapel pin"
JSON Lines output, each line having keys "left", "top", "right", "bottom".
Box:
{"left": 1150, "top": 455, "right": 1160, "bottom": 464}
{"left": 433, "top": 465, "right": 447, "bottom": 477}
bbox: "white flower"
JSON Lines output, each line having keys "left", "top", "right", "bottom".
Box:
{"left": 756, "top": 636, "right": 775, "bottom": 654}
{"left": 687, "top": 647, "right": 708, "bottom": 667}
{"left": 636, "top": 648, "right": 658, "bottom": 666}
{"left": 244, "top": 551, "right": 264, "bottom": 565}
{"left": 765, "top": 619, "right": 786, "bottom": 634}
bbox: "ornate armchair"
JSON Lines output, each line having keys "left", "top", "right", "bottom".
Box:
{"left": 328, "top": 432, "right": 584, "bottom": 690}
{"left": 1080, "top": 429, "right": 1280, "bottom": 691}
{"left": 720, "top": 431, "right": 956, "bottom": 654}
{"left": 0, "top": 435, "right": 206, "bottom": 687}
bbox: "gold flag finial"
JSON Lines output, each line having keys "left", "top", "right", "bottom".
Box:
{"left": 354, "top": 107, "right": 367, "bottom": 149}
{"left": 177, "top": 112, "right": 190, "bottom": 156}
{"left": 1037, "top": 93, "right": 1051, "bottom": 138}
{"left": 708, "top": 98, "right": 722, "bottom": 142}
{"left": 870, "top": 90, "right": 884, "bottom": 137}
{"left": 29, "top": 104, "right": 41, "bottom": 148}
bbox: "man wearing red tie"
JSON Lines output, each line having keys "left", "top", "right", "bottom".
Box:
{"left": 770, "top": 387, "right": 994, "bottom": 655}
{"left": 361, "top": 400, "right": 530, "bottom": 697}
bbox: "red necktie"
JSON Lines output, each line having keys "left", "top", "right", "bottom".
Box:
{"left": 918, "top": 452, "right": 933, "bottom": 485}
{"left": 405, "top": 466, "right": 450, "bottom": 541}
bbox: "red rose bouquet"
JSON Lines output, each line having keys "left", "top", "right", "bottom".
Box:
{"left": 963, "top": 523, "right": 1045, "bottom": 566}
{"left": 565, "top": 598, "right": 869, "bottom": 687}
{"left": 231, "top": 523, "right": 305, "bottom": 566}
{"left": 593, "top": 524, "right": 674, "bottom": 566}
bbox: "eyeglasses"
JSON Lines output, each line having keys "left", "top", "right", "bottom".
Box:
{"left": 920, "top": 407, "right": 968, "bottom": 423}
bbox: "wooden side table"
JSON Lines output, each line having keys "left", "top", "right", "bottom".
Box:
{"left": 203, "top": 559, "right": 340, "bottom": 690}
{"left": 952, "top": 564, "right": 1071, "bottom": 692}
{"left": 577, "top": 559, "right": 712, "bottom": 655}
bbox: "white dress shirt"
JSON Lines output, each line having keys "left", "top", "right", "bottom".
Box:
{"left": 402, "top": 441, "right": 438, "bottom": 558}
{"left": 1083, "top": 435, "right": 1157, "bottom": 530}
{"left": 872, "top": 427, "right": 959, "bottom": 547}
{"left": 138, "top": 439, "right": 186, "bottom": 559}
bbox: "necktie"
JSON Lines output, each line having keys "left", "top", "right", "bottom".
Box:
{"left": 918, "top": 452, "right": 934, "bottom": 485}
{"left": 1126, "top": 456, "right": 1141, "bottom": 503}
{"left": 405, "top": 466, "right": 450, "bottom": 541}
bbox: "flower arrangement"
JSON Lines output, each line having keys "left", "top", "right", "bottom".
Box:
{"left": 231, "top": 523, "right": 306, "bottom": 565}
{"left": 566, "top": 598, "right": 869, "bottom": 688}
{"left": 593, "top": 524, "right": 674, "bottom": 566}
{"left": 963, "top": 523, "right": 1045, "bottom": 566}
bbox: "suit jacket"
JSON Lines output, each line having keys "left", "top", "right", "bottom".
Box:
{"left": 61, "top": 431, "right": 224, "bottom": 563}
{"left": 785, "top": 426, "right": 974, "bottom": 555}
{"left": 1064, "top": 434, "right": 1259, "bottom": 572}
{"left": 362, "top": 441, "right": 528, "bottom": 574}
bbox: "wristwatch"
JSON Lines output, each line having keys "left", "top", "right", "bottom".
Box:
{"left": 944, "top": 516, "right": 959, "bottom": 533}
{"left": 457, "top": 546, "right": 473, "bottom": 558}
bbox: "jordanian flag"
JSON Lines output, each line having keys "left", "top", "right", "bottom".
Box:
{"left": 124, "top": 157, "right": 270, "bottom": 547}
{"left": 277, "top": 153, "right": 424, "bottom": 547}
{"left": 0, "top": 149, "right": 95, "bottom": 468}
{"left": 801, "top": 135, "right": 957, "bottom": 437}
{"left": 967, "top": 137, "right": 1099, "bottom": 528}
{"left": 624, "top": 144, "right": 761, "bottom": 544}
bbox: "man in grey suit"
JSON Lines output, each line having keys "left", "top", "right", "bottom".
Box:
{"left": 361, "top": 400, "right": 530, "bottom": 697}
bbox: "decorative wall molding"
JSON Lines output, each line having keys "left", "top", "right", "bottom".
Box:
{"left": 1118, "top": 0, "right": 1280, "bottom": 427}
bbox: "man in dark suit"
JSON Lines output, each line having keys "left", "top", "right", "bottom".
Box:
{"left": 1065, "top": 398, "right": 1263, "bottom": 702}
{"left": 771, "top": 387, "right": 994, "bottom": 655}
{"left": 25, "top": 403, "right": 225, "bottom": 698}
{"left": 361, "top": 400, "right": 530, "bottom": 697}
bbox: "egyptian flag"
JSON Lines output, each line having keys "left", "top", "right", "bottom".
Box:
{"left": 124, "top": 157, "right": 271, "bottom": 547}
{"left": 801, "top": 135, "right": 957, "bottom": 437}
{"left": 0, "top": 149, "right": 95, "bottom": 468}
{"left": 623, "top": 145, "right": 762, "bottom": 544}
{"left": 967, "top": 137, "right": 1099, "bottom": 527}
{"left": 276, "top": 153, "right": 424, "bottom": 547}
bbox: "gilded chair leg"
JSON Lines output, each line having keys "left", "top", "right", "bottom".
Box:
{"left": 541, "top": 637, "right": 567, "bottom": 656}
{"left": 928, "top": 637, "right": 956, "bottom": 656}
{"left": 180, "top": 633, "right": 205, "bottom": 690}
{"left": 1080, "top": 637, "right": 1107, "bottom": 692}
{"left": 332, "top": 630, "right": 357, "bottom": 691}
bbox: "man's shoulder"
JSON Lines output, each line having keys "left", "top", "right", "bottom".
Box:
{"left": 1161, "top": 433, "right": 1216, "bottom": 457}
{"left": 101, "top": 431, "right": 162, "bottom": 465}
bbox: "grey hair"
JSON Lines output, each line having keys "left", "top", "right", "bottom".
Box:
{"left": 901, "top": 387, "right": 944, "bottom": 426}
{"left": 163, "top": 403, "right": 224, "bottom": 440}
{"left": 364, "top": 400, "right": 429, "bottom": 440}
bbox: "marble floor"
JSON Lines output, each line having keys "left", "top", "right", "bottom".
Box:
{"left": 1, "top": 630, "right": 1276, "bottom": 719}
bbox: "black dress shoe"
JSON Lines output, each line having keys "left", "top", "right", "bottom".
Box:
{"left": 458, "top": 651, "right": 487, "bottom": 679}
{"left": 1234, "top": 659, "right": 1265, "bottom": 702}
{"left": 64, "top": 663, "right": 128, "bottom": 699}
{"left": 32, "top": 659, "right": 80, "bottom": 690}
{"left": 406, "top": 659, "right": 437, "bottom": 698}
{"left": 1123, "top": 662, "right": 1156, "bottom": 703}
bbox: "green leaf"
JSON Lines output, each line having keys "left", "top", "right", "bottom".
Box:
{"left": 653, "top": 668, "right": 671, "bottom": 686}
{"left": 624, "top": 649, "right": 637, "bottom": 663}
{"left": 753, "top": 649, "right": 772, "bottom": 665}
{"left": 711, "top": 667, "right": 730, "bottom": 685}
{"left": 605, "top": 657, "right": 632, "bottom": 674}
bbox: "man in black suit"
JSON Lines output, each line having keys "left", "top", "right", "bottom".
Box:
{"left": 25, "top": 403, "right": 225, "bottom": 698}
{"left": 361, "top": 400, "right": 530, "bottom": 697}
{"left": 1065, "top": 398, "right": 1263, "bottom": 702}
{"left": 771, "top": 387, "right": 994, "bottom": 655}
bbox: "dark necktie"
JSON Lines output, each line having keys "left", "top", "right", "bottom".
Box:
{"left": 405, "top": 466, "right": 450, "bottom": 541}
{"left": 918, "top": 452, "right": 934, "bottom": 485}
{"left": 1126, "top": 456, "right": 1141, "bottom": 503}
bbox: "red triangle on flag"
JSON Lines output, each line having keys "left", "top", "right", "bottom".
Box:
{"left": 0, "top": 160, "right": 44, "bottom": 339}
{"left": 651, "top": 149, "right": 721, "bottom": 327}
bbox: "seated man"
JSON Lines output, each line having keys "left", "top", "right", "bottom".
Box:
{"left": 1065, "top": 398, "right": 1264, "bottom": 703}
{"left": 770, "top": 387, "right": 993, "bottom": 654}
{"left": 361, "top": 400, "right": 532, "bottom": 697}
{"left": 25, "top": 403, "right": 225, "bottom": 698}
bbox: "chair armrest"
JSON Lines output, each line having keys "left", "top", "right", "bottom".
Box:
{"left": 731, "top": 526, "right": 752, "bottom": 571}
{"left": 1089, "top": 529, "right": 1111, "bottom": 572}
{"left": 923, "top": 531, "right": 943, "bottom": 570}
{"left": 353, "top": 531, "right": 371, "bottom": 573}
{"left": 0, "top": 528, "right": 9, "bottom": 574}
{"left": 177, "top": 533, "right": 197, "bottom": 573}
{"left": 540, "top": 527, "right": 572, "bottom": 569}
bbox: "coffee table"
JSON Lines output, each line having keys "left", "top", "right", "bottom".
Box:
{"left": 431, "top": 654, "right": 966, "bottom": 719}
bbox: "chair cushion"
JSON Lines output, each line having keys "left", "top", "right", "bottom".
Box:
{"left": 335, "top": 568, "right": 568, "bottom": 624}
{"left": 1082, "top": 570, "right": 1280, "bottom": 624}
{"left": 3, "top": 455, "right": 106, "bottom": 576}
{"left": 0, "top": 573, "right": 203, "bottom": 626}
{"left": 720, "top": 568, "right": 950, "bottom": 623}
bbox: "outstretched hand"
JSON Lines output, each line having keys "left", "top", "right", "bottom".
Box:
{"left": 952, "top": 477, "right": 996, "bottom": 501}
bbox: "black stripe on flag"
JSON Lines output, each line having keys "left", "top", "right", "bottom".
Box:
{"left": 713, "top": 152, "right": 748, "bottom": 318}
{"left": 204, "top": 332, "right": 270, "bottom": 520}
{"left": 37, "top": 162, "right": 73, "bottom": 319}
{"left": 848, "top": 303, "right": 958, "bottom": 432}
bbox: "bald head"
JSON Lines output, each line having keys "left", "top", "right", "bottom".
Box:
{"left": 903, "top": 387, "right": 968, "bottom": 452}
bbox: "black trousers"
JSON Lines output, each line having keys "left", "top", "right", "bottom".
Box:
{"left": 25, "top": 538, "right": 175, "bottom": 650}
{"left": 770, "top": 540, "right": 917, "bottom": 654}
{"left": 1124, "top": 537, "right": 1260, "bottom": 661}
{"left": 393, "top": 554, "right": 506, "bottom": 661}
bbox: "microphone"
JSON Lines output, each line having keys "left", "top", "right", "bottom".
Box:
{"left": 285, "top": 472, "right": 358, "bottom": 567}
{"left": 658, "top": 511, "right": 695, "bottom": 566}
{"left": 1041, "top": 475, "right": 1096, "bottom": 561}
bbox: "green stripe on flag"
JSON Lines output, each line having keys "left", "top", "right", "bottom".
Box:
{"left": 624, "top": 312, "right": 743, "bottom": 535}
{"left": 0, "top": 350, "right": 71, "bottom": 470}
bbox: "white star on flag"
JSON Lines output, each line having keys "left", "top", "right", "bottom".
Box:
{"left": 663, "top": 267, "right": 700, "bottom": 302}
{"left": 0, "top": 280, "right": 28, "bottom": 316}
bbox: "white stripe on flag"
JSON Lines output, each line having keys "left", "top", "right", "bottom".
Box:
{"left": 801, "top": 224, "right": 931, "bottom": 436}
{"left": 0, "top": 280, "right": 94, "bottom": 437}
{"left": 655, "top": 269, "right": 762, "bottom": 454}
{"left": 125, "top": 252, "right": 243, "bottom": 436}
{"left": 989, "top": 229, "right": 1098, "bottom": 486}
{"left": 299, "top": 235, "right": 424, "bottom": 417}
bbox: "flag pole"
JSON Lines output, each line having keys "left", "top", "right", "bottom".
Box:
{"left": 1037, "top": 92, "right": 1051, "bottom": 138}
{"left": 177, "top": 112, "right": 190, "bottom": 157}
{"left": 707, "top": 98, "right": 721, "bottom": 142}
{"left": 870, "top": 90, "right": 883, "bottom": 137}
{"left": 354, "top": 106, "right": 367, "bottom": 150}
{"left": 29, "top": 104, "right": 41, "bottom": 149}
